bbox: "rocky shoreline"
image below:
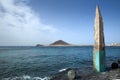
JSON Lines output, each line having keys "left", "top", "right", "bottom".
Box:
{"left": 50, "top": 67, "right": 120, "bottom": 80}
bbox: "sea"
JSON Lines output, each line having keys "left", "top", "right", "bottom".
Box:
{"left": 0, "top": 46, "right": 120, "bottom": 80}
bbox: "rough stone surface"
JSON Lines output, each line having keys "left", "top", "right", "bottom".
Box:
{"left": 93, "top": 5, "right": 106, "bottom": 72}
{"left": 94, "top": 5, "right": 105, "bottom": 50}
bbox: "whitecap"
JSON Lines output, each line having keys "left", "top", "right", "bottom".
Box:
{"left": 22, "top": 75, "right": 31, "bottom": 79}
{"left": 2, "top": 75, "right": 50, "bottom": 80}
{"left": 33, "top": 77, "right": 50, "bottom": 80}
{"left": 59, "top": 68, "right": 68, "bottom": 72}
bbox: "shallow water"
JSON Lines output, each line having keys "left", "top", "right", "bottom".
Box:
{"left": 0, "top": 46, "right": 120, "bottom": 80}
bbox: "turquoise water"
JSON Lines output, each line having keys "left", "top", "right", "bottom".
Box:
{"left": 0, "top": 46, "right": 120, "bottom": 80}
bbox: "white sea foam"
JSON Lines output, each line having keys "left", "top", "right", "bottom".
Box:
{"left": 23, "top": 75, "right": 31, "bottom": 79}
{"left": 59, "top": 68, "right": 68, "bottom": 72}
{"left": 2, "top": 75, "right": 50, "bottom": 80}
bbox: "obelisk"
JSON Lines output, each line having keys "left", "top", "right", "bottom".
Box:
{"left": 93, "top": 5, "right": 106, "bottom": 72}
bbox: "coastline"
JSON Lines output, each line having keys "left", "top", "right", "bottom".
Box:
{"left": 50, "top": 67, "right": 120, "bottom": 80}
{"left": 37, "top": 45, "right": 120, "bottom": 47}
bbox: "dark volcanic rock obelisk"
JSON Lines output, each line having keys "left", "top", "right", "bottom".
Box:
{"left": 93, "top": 5, "right": 106, "bottom": 72}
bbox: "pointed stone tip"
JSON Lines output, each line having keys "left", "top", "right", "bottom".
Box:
{"left": 96, "top": 5, "right": 99, "bottom": 12}
{"left": 96, "top": 5, "right": 101, "bottom": 16}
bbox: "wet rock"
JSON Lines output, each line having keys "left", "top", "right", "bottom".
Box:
{"left": 67, "top": 70, "right": 76, "bottom": 80}
{"left": 118, "top": 59, "right": 120, "bottom": 64}
{"left": 50, "top": 68, "right": 120, "bottom": 80}
{"left": 111, "top": 62, "right": 118, "bottom": 69}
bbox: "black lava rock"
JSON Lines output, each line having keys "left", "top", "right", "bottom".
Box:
{"left": 111, "top": 62, "right": 118, "bottom": 69}
{"left": 118, "top": 59, "right": 120, "bottom": 64}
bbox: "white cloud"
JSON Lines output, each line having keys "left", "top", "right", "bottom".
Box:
{"left": 0, "top": 0, "right": 58, "bottom": 46}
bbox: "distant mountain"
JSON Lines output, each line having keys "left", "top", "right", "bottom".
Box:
{"left": 50, "top": 40, "right": 70, "bottom": 46}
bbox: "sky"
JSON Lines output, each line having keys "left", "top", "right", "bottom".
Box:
{"left": 0, "top": 0, "right": 120, "bottom": 46}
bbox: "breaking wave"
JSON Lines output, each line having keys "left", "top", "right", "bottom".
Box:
{"left": 2, "top": 75, "right": 50, "bottom": 80}
{"left": 59, "top": 68, "right": 68, "bottom": 72}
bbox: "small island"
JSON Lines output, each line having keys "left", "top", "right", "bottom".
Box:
{"left": 50, "top": 40, "right": 71, "bottom": 46}
{"left": 36, "top": 44, "right": 44, "bottom": 47}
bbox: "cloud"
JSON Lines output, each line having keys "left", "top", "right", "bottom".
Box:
{"left": 0, "top": 0, "right": 57, "bottom": 46}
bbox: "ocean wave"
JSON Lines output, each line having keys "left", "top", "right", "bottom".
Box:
{"left": 59, "top": 68, "right": 68, "bottom": 72}
{"left": 2, "top": 75, "right": 50, "bottom": 80}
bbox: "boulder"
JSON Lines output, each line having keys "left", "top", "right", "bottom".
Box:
{"left": 67, "top": 70, "right": 76, "bottom": 80}
{"left": 111, "top": 62, "right": 118, "bottom": 69}
{"left": 118, "top": 59, "right": 120, "bottom": 64}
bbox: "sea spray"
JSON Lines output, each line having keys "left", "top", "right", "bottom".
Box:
{"left": 2, "top": 75, "right": 51, "bottom": 80}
